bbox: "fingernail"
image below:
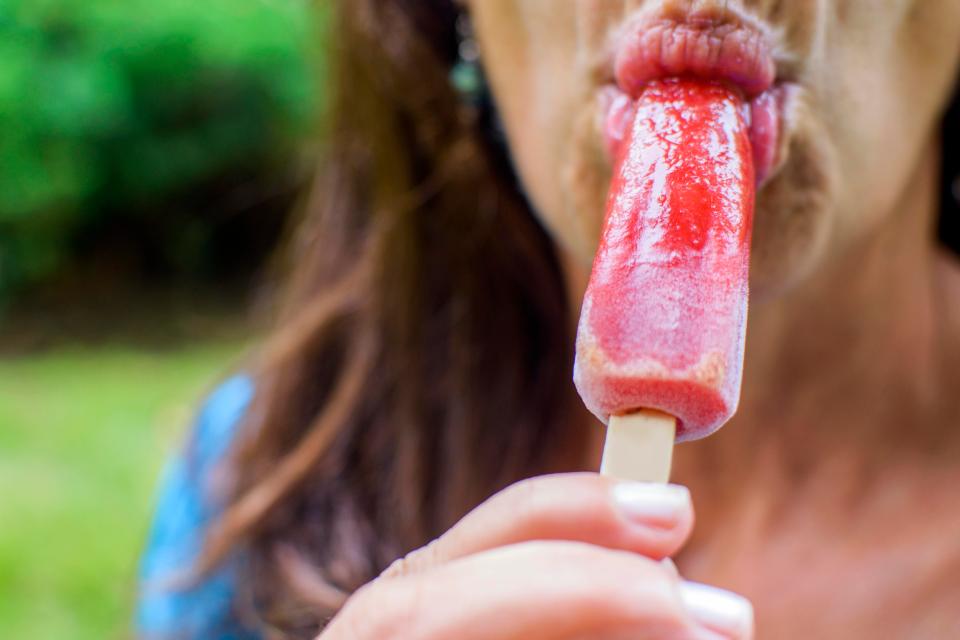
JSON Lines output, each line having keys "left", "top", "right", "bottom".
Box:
{"left": 611, "top": 482, "right": 690, "bottom": 526}
{"left": 679, "top": 581, "right": 754, "bottom": 639}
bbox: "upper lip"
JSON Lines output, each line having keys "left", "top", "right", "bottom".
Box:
{"left": 613, "top": 4, "right": 777, "bottom": 99}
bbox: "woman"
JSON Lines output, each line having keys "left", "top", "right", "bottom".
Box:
{"left": 138, "top": 1, "right": 960, "bottom": 638}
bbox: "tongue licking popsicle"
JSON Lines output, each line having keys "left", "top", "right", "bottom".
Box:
{"left": 575, "top": 79, "right": 755, "bottom": 482}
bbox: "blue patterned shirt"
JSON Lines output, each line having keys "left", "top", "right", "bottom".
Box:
{"left": 137, "top": 376, "right": 261, "bottom": 639}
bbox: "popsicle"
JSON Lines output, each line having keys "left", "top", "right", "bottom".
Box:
{"left": 575, "top": 79, "right": 755, "bottom": 482}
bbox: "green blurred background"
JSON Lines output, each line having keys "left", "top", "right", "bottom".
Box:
{"left": 0, "top": 0, "right": 326, "bottom": 636}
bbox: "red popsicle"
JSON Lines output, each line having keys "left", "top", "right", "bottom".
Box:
{"left": 575, "top": 79, "right": 755, "bottom": 462}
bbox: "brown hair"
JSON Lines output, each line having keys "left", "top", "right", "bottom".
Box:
{"left": 200, "top": 1, "right": 585, "bottom": 636}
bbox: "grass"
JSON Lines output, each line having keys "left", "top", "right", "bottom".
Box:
{"left": 0, "top": 341, "right": 247, "bottom": 639}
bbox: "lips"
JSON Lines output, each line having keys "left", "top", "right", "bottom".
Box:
{"left": 602, "top": 8, "right": 788, "bottom": 185}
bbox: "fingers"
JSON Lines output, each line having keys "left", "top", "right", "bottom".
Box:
{"left": 330, "top": 541, "right": 753, "bottom": 640}
{"left": 383, "top": 473, "right": 694, "bottom": 579}
{"left": 327, "top": 475, "right": 749, "bottom": 640}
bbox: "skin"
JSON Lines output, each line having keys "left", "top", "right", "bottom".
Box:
{"left": 321, "top": 1, "right": 960, "bottom": 638}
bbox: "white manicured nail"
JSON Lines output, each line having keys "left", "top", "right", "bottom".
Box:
{"left": 679, "top": 581, "right": 754, "bottom": 639}
{"left": 611, "top": 482, "right": 690, "bottom": 525}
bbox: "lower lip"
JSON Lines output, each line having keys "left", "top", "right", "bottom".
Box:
{"left": 601, "top": 82, "right": 791, "bottom": 186}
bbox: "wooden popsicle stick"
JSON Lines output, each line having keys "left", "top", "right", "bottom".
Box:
{"left": 600, "top": 410, "right": 676, "bottom": 483}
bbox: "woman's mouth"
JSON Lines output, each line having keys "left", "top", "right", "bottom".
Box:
{"left": 600, "top": 6, "right": 792, "bottom": 185}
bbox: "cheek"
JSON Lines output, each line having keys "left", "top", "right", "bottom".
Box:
{"left": 816, "top": 1, "right": 960, "bottom": 248}
{"left": 522, "top": 97, "right": 614, "bottom": 273}
{"left": 472, "top": 2, "right": 610, "bottom": 266}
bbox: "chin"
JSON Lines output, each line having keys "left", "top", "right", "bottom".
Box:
{"left": 748, "top": 89, "right": 839, "bottom": 301}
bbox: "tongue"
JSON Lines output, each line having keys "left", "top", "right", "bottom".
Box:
{"left": 574, "top": 79, "right": 756, "bottom": 441}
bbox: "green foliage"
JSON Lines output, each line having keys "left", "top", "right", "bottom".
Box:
{"left": 0, "top": 0, "right": 324, "bottom": 295}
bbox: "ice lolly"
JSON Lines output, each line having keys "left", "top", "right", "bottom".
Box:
{"left": 575, "top": 79, "right": 755, "bottom": 479}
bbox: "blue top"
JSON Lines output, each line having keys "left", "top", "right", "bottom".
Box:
{"left": 137, "top": 376, "right": 261, "bottom": 639}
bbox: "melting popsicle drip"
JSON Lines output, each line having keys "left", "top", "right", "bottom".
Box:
{"left": 574, "top": 79, "right": 756, "bottom": 442}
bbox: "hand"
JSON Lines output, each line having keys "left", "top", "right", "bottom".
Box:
{"left": 319, "top": 473, "right": 753, "bottom": 639}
